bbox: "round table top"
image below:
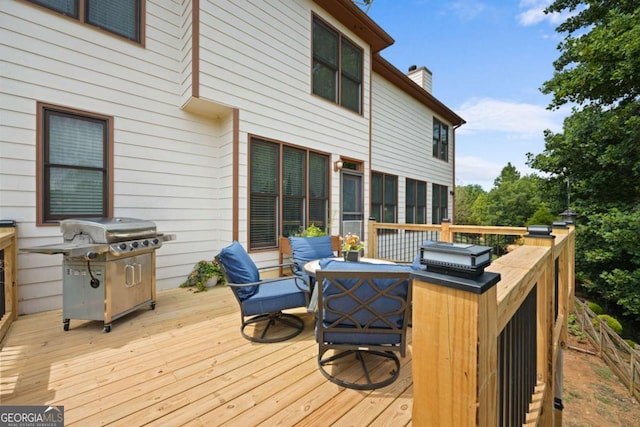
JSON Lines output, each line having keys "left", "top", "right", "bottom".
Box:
{"left": 302, "top": 257, "right": 396, "bottom": 277}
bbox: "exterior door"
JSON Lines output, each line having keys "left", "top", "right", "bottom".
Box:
{"left": 340, "top": 171, "right": 363, "bottom": 237}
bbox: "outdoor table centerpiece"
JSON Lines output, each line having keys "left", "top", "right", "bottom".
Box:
{"left": 341, "top": 233, "right": 364, "bottom": 262}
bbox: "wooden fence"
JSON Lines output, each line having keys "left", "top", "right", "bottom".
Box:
{"left": 573, "top": 297, "right": 640, "bottom": 401}
{"left": 367, "top": 220, "right": 575, "bottom": 426}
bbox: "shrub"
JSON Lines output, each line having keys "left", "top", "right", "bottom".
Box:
{"left": 624, "top": 339, "right": 637, "bottom": 349}
{"left": 596, "top": 314, "right": 623, "bottom": 335}
{"left": 587, "top": 301, "right": 604, "bottom": 315}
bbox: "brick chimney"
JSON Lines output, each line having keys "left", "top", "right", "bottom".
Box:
{"left": 407, "top": 65, "right": 432, "bottom": 94}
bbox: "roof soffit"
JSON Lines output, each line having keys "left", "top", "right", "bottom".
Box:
{"left": 313, "top": 0, "right": 394, "bottom": 53}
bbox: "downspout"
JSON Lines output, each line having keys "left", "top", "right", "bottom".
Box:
{"left": 451, "top": 123, "right": 463, "bottom": 224}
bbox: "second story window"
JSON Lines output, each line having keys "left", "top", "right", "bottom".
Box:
{"left": 433, "top": 118, "right": 449, "bottom": 161}
{"left": 312, "top": 16, "right": 363, "bottom": 114}
{"left": 27, "top": 0, "right": 143, "bottom": 43}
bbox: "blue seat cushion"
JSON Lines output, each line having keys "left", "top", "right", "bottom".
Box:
{"left": 319, "top": 260, "right": 411, "bottom": 329}
{"left": 289, "top": 236, "right": 335, "bottom": 273}
{"left": 322, "top": 325, "right": 402, "bottom": 346}
{"left": 241, "top": 277, "right": 308, "bottom": 316}
{"left": 218, "top": 241, "right": 260, "bottom": 299}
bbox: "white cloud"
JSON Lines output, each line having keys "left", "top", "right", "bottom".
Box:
{"left": 455, "top": 97, "right": 564, "bottom": 138}
{"left": 446, "top": 1, "right": 487, "bottom": 22}
{"left": 517, "top": 0, "right": 571, "bottom": 26}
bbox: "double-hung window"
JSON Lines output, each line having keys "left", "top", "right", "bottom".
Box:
{"left": 249, "top": 137, "right": 329, "bottom": 250}
{"left": 432, "top": 183, "right": 449, "bottom": 224}
{"left": 433, "top": 118, "right": 449, "bottom": 161}
{"left": 37, "top": 103, "right": 112, "bottom": 224}
{"left": 27, "top": 0, "right": 143, "bottom": 43}
{"left": 312, "top": 16, "right": 363, "bottom": 114}
{"left": 371, "top": 172, "right": 397, "bottom": 223}
{"left": 406, "top": 178, "right": 427, "bottom": 224}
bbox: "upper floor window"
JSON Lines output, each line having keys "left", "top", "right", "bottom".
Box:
{"left": 406, "top": 178, "right": 427, "bottom": 224}
{"left": 249, "top": 137, "right": 330, "bottom": 250}
{"left": 432, "top": 183, "right": 448, "bottom": 224}
{"left": 433, "top": 118, "right": 449, "bottom": 161}
{"left": 27, "top": 0, "right": 143, "bottom": 43}
{"left": 312, "top": 16, "right": 363, "bottom": 114}
{"left": 37, "top": 103, "right": 113, "bottom": 224}
{"left": 371, "top": 172, "right": 397, "bottom": 223}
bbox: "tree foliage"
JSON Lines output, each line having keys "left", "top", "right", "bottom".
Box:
{"left": 530, "top": 0, "right": 640, "bottom": 320}
{"left": 454, "top": 184, "right": 485, "bottom": 225}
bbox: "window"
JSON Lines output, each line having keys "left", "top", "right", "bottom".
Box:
{"left": 37, "top": 103, "right": 112, "bottom": 223}
{"left": 249, "top": 137, "right": 329, "bottom": 250}
{"left": 312, "top": 16, "right": 363, "bottom": 114}
{"left": 432, "top": 184, "right": 449, "bottom": 224}
{"left": 371, "top": 172, "right": 397, "bottom": 223}
{"left": 27, "top": 0, "right": 143, "bottom": 43}
{"left": 406, "top": 178, "right": 427, "bottom": 224}
{"left": 433, "top": 118, "right": 449, "bottom": 161}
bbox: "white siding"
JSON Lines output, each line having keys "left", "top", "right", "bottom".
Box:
{"left": 0, "top": 1, "right": 228, "bottom": 314}
{"left": 371, "top": 73, "right": 454, "bottom": 223}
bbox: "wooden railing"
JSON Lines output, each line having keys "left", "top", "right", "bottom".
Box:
{"left": 367, "top": 220, "right": 575, "bottom": 426}
{"left": 0, "top": 227, "right": 18, "bottom": 343}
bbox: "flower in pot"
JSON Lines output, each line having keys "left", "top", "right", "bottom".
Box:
{"left": 180, "top": 259, "right": 226, "bottom": 292}
{"left": 341, "top": 233, "right": 364, "bottom": 262}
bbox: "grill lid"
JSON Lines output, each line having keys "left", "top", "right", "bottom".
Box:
{"left": 61, "top": 217, "right": 158, "bottom": 243}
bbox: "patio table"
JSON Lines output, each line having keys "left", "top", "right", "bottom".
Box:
{"left": 303, "top": 257, "right": 396, "bottom": 312}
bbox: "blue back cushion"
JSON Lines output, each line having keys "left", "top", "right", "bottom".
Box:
{"left": 289, "top": 236, "right": 335, "bottom": 263}
{"left": 319, "top": 260, "right": 411, "bottom": 328}
{"left": 218, "top": 241, "right": 260, "bottom": 299}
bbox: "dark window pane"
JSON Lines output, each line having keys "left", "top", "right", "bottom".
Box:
{"left": 313, "top": 20, "right": 338, "bottom": 66}
{"left": 313, "top": 62, "right": 337, "bottom": 102}
{"left": 384, "top": 175, "right": 397, "bottom": 223}
{"left": 250, "top": 140, "right": 278, "bottom": 247}
{"left": 29, "top": 0, "right": 78, "bottom": 17}
{"left": 341, "top": 76, "right": 360, "bottom": 113}
{"left": 341, "top": 39, "right": 361, "bottom": 80}
{"left": 86, "top": 0, "right": 139, "bottom": 41}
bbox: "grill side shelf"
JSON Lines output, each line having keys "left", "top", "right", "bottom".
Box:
{"left": 22, "top": 243, "right": 109, "bottom": 258}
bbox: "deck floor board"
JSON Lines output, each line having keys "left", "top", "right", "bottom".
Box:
{"left": 0, "top": 287, "right": 413, "bottom": 426}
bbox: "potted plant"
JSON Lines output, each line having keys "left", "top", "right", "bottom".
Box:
{"left": 341, "top": 233, "right": 364, "bottom": 262}
{"left": 180, "top": 259, "right": 226, "bottom": 292}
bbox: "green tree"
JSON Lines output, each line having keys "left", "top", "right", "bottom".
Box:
{"left": 529, "top": 0, "right": 640, "bottom": 320}
{"left": 454, "top": 184, "right": 485, "bottom": 225}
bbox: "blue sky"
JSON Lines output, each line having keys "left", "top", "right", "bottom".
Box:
{"left": 361, "top": 0, "right": 572, "bottom": 190}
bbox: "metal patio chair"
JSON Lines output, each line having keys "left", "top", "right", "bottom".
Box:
{"left": 315, "top": 259, "right": 412, "bottom": 390}
{"left": 216, "top": 241, "right": 310, "bottom": 343}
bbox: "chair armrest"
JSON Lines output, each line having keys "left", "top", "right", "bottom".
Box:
{"left": 226, "top": 275, "right": 310, "bottom": 293}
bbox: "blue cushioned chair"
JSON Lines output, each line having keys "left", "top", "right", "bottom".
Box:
{"left": 216, "top": 241, "right": 310, "bottom": 343}
{"left": 288, "top": 235, "right": 336, "bottom": 284}
{"left": 315, "top": 260, "right": 412, "bottom": 389}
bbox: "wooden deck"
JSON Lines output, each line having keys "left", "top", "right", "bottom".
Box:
{"left": 0, "top": 286, "right": 413, "bottom": 426}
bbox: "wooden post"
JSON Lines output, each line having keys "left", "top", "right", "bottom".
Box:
{"left": 440, "top": 219, "right": 452, "bottom": 243}
{"left": 411, "top": 269, "right": 500, "bottom": 426}
{"left": 0, "top": 227, "right": 18, "bottom": 342}
{"left": 523, "top": 228, "right": 556, "bottom": 426}
{"left": 367, "top": 217, "right": 377, "bottom": 258}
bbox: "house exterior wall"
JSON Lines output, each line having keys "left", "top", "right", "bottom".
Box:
{"left": 0, "top": 0, "right": 461, "bottom": 315}
{"left": 0, "top": 0, "right": 228, "bottom": 314}
{"left": 371, "top": 73, "right": 454, "bottom": 222}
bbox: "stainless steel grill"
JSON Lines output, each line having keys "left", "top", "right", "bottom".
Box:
{"left": 24, "top": 217, "right": 175, "bottom": 332}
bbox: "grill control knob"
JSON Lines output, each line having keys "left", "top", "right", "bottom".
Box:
{"left": 142, "top": 240, "right": 149, "bottom": 246}
{"left": 153, "top": 238, "right": 159, "bottom": 245}
{"left": 119, "top": 243, "right": 127, "bottom": 251}
{"left": 131, "top": 241, "right": 139, "bottom": 249}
